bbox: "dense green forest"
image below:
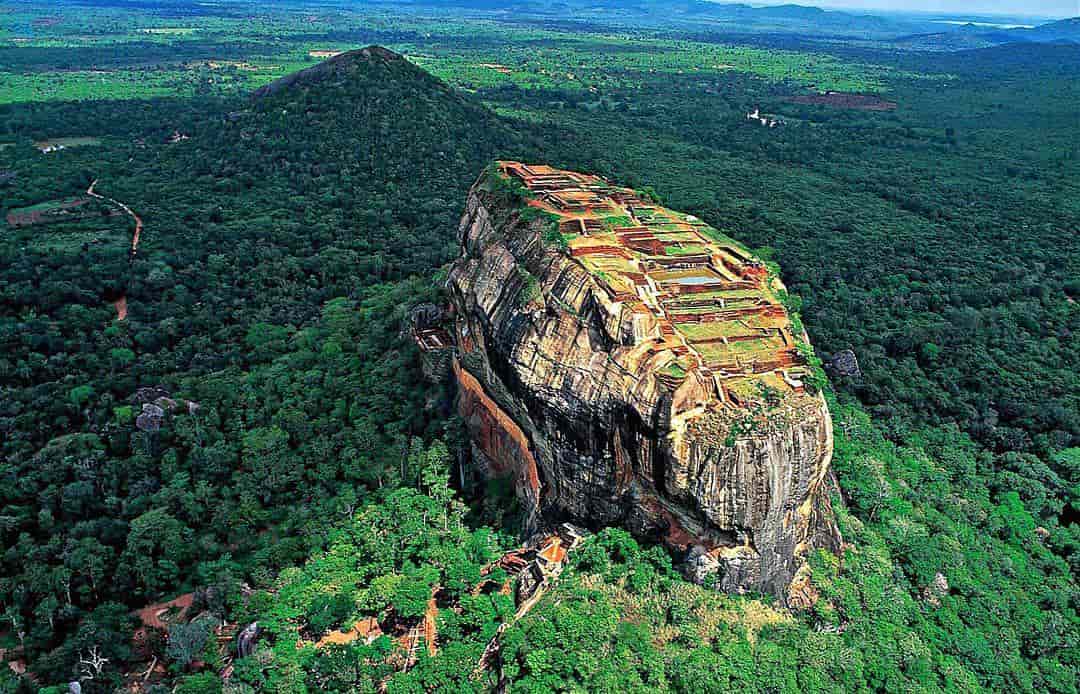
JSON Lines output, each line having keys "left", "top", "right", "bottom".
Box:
{"left": 0, "top": 1, "right": 1077, "bottom": 691}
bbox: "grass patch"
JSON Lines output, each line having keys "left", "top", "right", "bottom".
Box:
{"left": 33, "top": 137, "right": 101, "bottom": 152}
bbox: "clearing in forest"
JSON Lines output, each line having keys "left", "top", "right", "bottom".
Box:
{"left": 33, "top": 136, "right": 102, "bottom": 153}
{"left": 6, "top": 196, "right": 105, "bottom": 227}
{"left": 786, "top": 91, "right": 897, "bottom": 110}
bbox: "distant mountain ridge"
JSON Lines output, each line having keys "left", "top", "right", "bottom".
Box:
{"left": 1019, "top": 16, "right": 1080, "bottom": 42}
{"left": 370, "top": 0, "right": 1077, "bottom": 45}
{"left": 892, "top": 15, "right": 1080, "bottom": 51}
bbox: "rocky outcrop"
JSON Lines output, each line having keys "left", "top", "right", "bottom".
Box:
{"left": 135, "top": 403, "right": 166, "bottom": 432}
{"left": 236, "top": 622, "right": 261, "bottom": 658}
{"left": 131, "top": 387, "right": 199, "bottom": 432}
{"left": 448, "top": 163, "right": 841, "bottom": 601}
{"left": 825, "top": 348, "right": 861, "bottom": 378}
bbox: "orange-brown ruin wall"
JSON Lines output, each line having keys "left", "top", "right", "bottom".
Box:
{"left": 453, "top": 358, "right": 541, "bottom": 497}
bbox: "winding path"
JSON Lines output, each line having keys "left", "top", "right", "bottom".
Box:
{"left": 87, "top": 179, "right": 143, "bottom": 319}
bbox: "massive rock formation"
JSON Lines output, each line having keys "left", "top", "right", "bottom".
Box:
{"left": 448, "top": 162, "right": 841, "bottom": 600}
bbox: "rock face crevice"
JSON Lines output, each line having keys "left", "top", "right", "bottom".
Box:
{"left": 448, "top": 164, "right": 841, "bottom": 601}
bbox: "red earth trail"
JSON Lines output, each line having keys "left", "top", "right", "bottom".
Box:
{"left": 87, "top": 179, "right": 143, "bottom": 320}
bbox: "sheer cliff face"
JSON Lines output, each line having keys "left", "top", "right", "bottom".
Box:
{"left": 448, "top": 163, "right": 841, "bottom": 600}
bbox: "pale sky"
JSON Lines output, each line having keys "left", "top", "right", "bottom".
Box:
{"left": 749, "top": 0, "right": 1077, "bottom": 19}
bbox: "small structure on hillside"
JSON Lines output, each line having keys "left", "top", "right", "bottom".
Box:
{"left": 409, "top": 303, "right": 454, "bottom": 381}
{"left": 473, "top": 523, "right": 593, "bottom": 677}
{"left": 747, "top": 108, "right": 783, "bottom": 127}
{"left": 513, "top": 524, "right": 590, "bottom": 608}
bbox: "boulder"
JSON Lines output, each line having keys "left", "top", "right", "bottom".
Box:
{"left": 132, "top": 386, "right": 172, "bottom": 405}
{"left": 921, "top": 571, "right": 949, "bottom": 607}
{"left": 135, "top": 404, "right": 165, "bottom": 432}
{"left": 409, "top": 303, "right": 445, "bottom": 331}
{"left": 237, "top": 622, "right": 261, "bottom": 658}
{"left": 825, "top": 349, "right": 861, "bottom": 378}
{"left": 131, "top": 387, "right": 199, "bottom": 421}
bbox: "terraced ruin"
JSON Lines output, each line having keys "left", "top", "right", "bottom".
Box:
{"left": 502, "top": 161, "right": 809, "bottom": 406}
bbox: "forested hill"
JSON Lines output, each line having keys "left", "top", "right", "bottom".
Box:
{"left": 251, "top": 45, "right": 413, "bottom": 98}
{"left": 0, "top": 45, "right": 532, "bottom": 684}
{"left": 1020, "top": 17, "right": 1080, "bottom": 43}
{"left": 222, "top": 44, "right": 527, "bottom": 278}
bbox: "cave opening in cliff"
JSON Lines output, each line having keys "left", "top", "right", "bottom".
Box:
{"left": 652, "top": 454, "right": 667, "bottom": 496}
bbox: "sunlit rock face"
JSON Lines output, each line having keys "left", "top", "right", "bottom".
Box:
{"left": 448, "top": 163, "right": 841, "bottom": 601}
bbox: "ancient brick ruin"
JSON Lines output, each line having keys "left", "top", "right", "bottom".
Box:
{"left": 502, "top": 161, "right": 809, "bottom": 406}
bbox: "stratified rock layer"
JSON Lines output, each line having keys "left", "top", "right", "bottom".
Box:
{"left": 449, "top": 163, "right": 841, "bottom": 600}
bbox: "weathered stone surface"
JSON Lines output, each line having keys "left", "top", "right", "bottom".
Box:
{"left": 135, "top": 403, "right": 165, "bottom": 432}
{"left": 448, "top": 164, "right": 841, "bottom": 601}
{"left": 921, "top": 572, "right": 949, "bottom": 607}
{"left": 825, "top": 348, "right": 861, "bottom": 378}
{"left": 410, "top": 303, "right": 446, "bottom": 331}
{"left": 132, "top": 386, "right": 172, "bottom": 405}
{"left": 132, "top": 386, "right": 199, "bottom": 423}
{"left": 237, "top": 622, "right": 261, "bottom": 658}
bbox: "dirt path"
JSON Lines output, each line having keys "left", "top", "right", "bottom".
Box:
{"left": 423, "top": 597, "right": 438, "bottom": 657}
{"left": 87, "top": 179, "right": 143, "bottom": 320}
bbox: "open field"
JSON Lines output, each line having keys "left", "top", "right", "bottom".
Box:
{"left": 32, "top": 136, "right": 101, "bottom": 152}
{"left": 23, "top": 219, "right": 126, "bottom": 253}
{"left": 0, "top": 2, "right": 926, "bottom": 106}
{"left": 6, "top": 196, "right": 99, "bottom": 226}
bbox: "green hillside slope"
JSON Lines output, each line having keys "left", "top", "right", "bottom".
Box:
{"left": 0, "top": 47, "right": 527, "bottom": 687}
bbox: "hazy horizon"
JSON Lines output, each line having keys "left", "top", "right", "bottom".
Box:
{"left": 745, "top": 0, "right": 1077, "bottom": 20}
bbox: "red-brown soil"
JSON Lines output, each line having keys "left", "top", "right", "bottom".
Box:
{"left": 316, "top": 617, "right": 382, "bottom": 648}
{"left": 787, "top": 92, "right": 897, "bottom": 111}
{"left": 423, "top": 597, "right": 438, "bottom": 657}
{"left": 5, "top": 197, "right": 96, "bottom": 227}
{"left": 134, "top": 593, "right": 194, "bottom": 631}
